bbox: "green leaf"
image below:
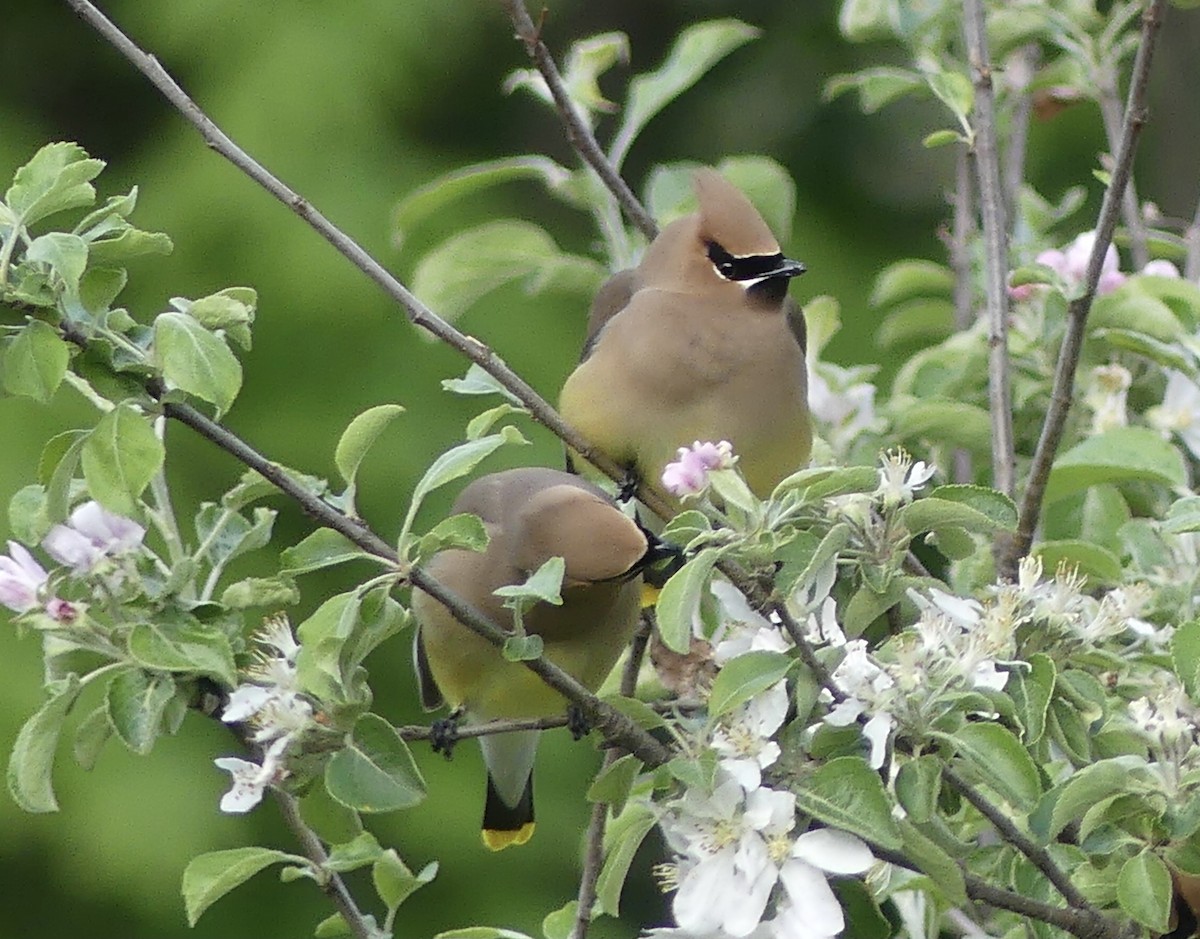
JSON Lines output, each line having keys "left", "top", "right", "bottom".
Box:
{"left": 595, "top": 803, "right": 656, "bottom": 916}
{"left": 153, "top": 311, "right": 243, "bottom": 416}
{"left": 466, "top": 403, "right": 523, "bottom": 440}
{"left": 708, "top": 651, "right": 793, "bottom": 718}
{"left": 869, "top": 260, "right": 954, "bottom": 308}
{"left": 300, "top": 783, "right": 363, "bottom": 845}
{"left": 372, "top": 851, "right": 436, "bottom": 911}
{"left": 1008, "top": 653, "right": 1055, "bottom": 745}
{"left": 178, "top": 287, "right": 256, "bottom": 348}
{"left": 325, "top": 713, "right": 427, "bottom": 812}
{"left": 7, "top": 676, "right": 81, "bottom": 813}
{"left": 1172, "top": 619, "right": 1200, "bottom": 696}
{"left": 609, "top": 20, "right": 759, "bottom": 168}
{"left": 494, "top": 556, "right": 565, "bottom": 607}
{"left": 922, "top": 129, "right": 965, "bottom": 148}
{"left": 948, "top": 723, "right": 1041, "bottom": 810}
{"left": 707, "top": 468, "right": 760, "bottom": 519}
{"left": 402, "top": 429, "right": 527, "bottom": 539}
{"left": 127, "top": 621, "right": 238, "bottom": 688}
{"left": 1032, "top": 540, "right": 1122, "bottom": 588}
{"left": 876, "top": 298, "right": 955, "bottom": 349}
{"left": 441, "top": 363, "right": 524, "bottom": 406}
{"left": 80, "top": 403, "right": 164, "bottom": 516}
{"left": 1033, "top": 757, "right": 1147, "bottom": 843}
{"left": 412, "top": 513, "right": 489, "bottom": 565}
{"left": 1093, "top": 327, "right": 1196, "bottom": 376}
{"left": 280, "top": 527, "right": 377, "bottom": 575}
{"left": 105, "top": 668, "right": 175, "bottom": 755}
{"left": 895, "top": 817, "right": 968, "bottom": 905}
{"left": 793, "top": 756, "right": 902, "bottom": 850}
{"left": 220, "top": 575, "right": 301, "bottom": 609}
{"left": 927, "top": 485, "right": 1018, "bottom": 530}
{"left": 833, "top": 879, "right": 890, "bottom": 939}
{"left": 600, "top": 694, "right": 668, "bottom": 731}
{"left": 842, "top": 577, "right": 920, "bottom": 640}
{"left": 182, "top": 847, "right": 295, "bottom": 927}
{"left": 4, "top": 320, "right": 70, "bottom": 402}
{"left": 334, "top": 404, "right": 405, "bottom": 487}
{"left": 895, "top": 756, "right": 942, "bottom": 824}
{"left": 1164, "top": 496, "right": 1200, "bottom": 535}
{"left": 502, "top": 633, "right": 545, "bottom": 662}
{"left": 897, "top": 496, "right": 1009, "bottom": 538}
{"left": 87, "top": 227, "right": 173, "bottom": 264}
{"left": 1044, "top": 427, "right": 1187, "bottom": 504}
{"left": 411, "top": 221, "right": 604, "bottom": 325}
{"left": 323, "top": 832, "right": 383, "bottom": 873}
{"left": 1116, "top": 850, "right": 1172, "bottom": 932}
{"left": 925, "top": 68, "right": 974, "bottom": 122}
{"left": 72, "top": 703, "right": 113, "bottom": 772}
{"left": 824, "top": 67, "right": 923, "bottom": 113}
{"left": 393, "top": 157, "right": 572, "bottom": 248}
{"left": 654, "top": 549, "right": 718, "bottom": 654}
{"left": 24, "top": 232, "right": 88, "bottom": 296}
{"left": 542, "top": 901, "right": 578, "bottom": 939}
{"left": 893, "top": 398, "right": 993, "bottom": 453}
{"left": 8, "top": 483, "right": 50, "bottom": 544}
{"left": 837, "top": 0, "right": 898, "bottom": 41}
{"left": 6, "top": 142, "right": 104, "bottom": 226}
{"left": 772, "top": 466, "right": 879, "bottom": 503}
{"left": 1090, "top": 286, "right": 1184, "bottom": 343}
{"left": 586, "top": 753, "right": 642, "bottom": 815}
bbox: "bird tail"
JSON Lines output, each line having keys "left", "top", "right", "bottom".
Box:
{"left": 479, "top": 730, "right": 540, "bottom": 851}
{"left": 481, "top": 772, "right": 535, "bottom": 851}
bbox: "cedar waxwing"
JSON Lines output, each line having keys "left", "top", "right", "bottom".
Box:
{"left": 559, "top": 168, "right": 811, "bottom": 499}
{"left": 411, "top": 468, "right": 654, "bottom": 850}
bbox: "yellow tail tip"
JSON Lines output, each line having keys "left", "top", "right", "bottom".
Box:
{"left": 482, "top": 823, "right": 536, "bottom": 851}
{"left": 640, "top": 583, "right": 662, "bottom": 608}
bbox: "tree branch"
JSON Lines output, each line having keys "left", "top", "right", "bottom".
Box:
{"left": 941, "top": 765, "right": 1091, "bottom": 911}
{"left": 497, "top": 0, "right": 659, "bottom": 242}
{"left": 1098, "top": 70, "right": 1150, "bottom": 271}
{"left": 946, "top": 147, "right": 976, "bottom": 484}
{"left": 62, "top": 0, "right": 676, "bottom": 524}
{"left": 274, "top": 791, "right": 381, "bottom": 939}
{"left": 1002, "top": 44, "right": 1039, "bottom": 222}
{"left": 1003, "top": 0, "right": 1166, "bottom": 579}
{"left": 963, "top": 0, "right": 1015, "bottom": 499}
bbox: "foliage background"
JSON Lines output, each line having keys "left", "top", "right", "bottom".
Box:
{"left": 0, "top": 1, "right": 1199, "bottom": 936}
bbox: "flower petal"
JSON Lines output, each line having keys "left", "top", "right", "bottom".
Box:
{"left": 791, "top": 828, "right": 874, "bottom": 875}
{"left": 779, "top": 859, "right": 846, "bottom": 934}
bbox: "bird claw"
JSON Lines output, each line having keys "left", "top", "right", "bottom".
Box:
{"left": 566, "top": 704, "right": 591, "bottom": 741}
{"left": 430, "top": 710, "right": 463, "bottom": 759}
{"left": 617, "top": 467, "right": 641, "bottom": 503}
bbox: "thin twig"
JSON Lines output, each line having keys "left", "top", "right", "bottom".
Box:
{"left": 498, "top": 0, "right": 659, "bottom": 242}
{"left": 274, "top": 791, "right": 380, "bottom": 939}
{"left": 1185, "top": 192, "right": 1200, "bottom": 282}
{"left": 1098, "top": 72, "right": 1150, "bottom": 270}
{"left": 1005, "top": 0, "right": 1167, "bottom": 579}
{"left": 571, "top": 611, "right": 654, "bottom": 939}
{"left": 947, "top": 147, "right": 976, "bottom": 484}
{"left": 869, "top": 842, "right": 1132, "bottom": 939}
{"left": 942, "top": 765, "right": 1091, "bottom": 911}
{"left": 963, "top": 0, "right": 1015, "bottom": 499}
{"left": 1002, "top": 44, "right": 1039, "bottom": 222}
{"left": 62, "top": 0, "right": 676, "bottom": 524}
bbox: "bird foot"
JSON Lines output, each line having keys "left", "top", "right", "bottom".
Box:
{"left": 430, "top": 709, "right": 463, "bottom": 759}
{"left": 617, "top": 467, "right": 641, "bottom": 503}
{"left": 566, "top": 704, "right": 591, "bottom": 741}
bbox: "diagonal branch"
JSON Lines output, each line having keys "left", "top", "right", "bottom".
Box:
{"left": 498, "top": 0, "right": 659, "bottom": 242}
{"left": 62, "top": 0, "right": 675, "bottom": 523}
{"left": 963, "top": 0, "right": 1015, "bottom": 499}
{"left": 274, "top": 791, "right": 381, "bottom": 939}
{"left": 1003, "top": 0, "right": 1167, "bottom": 580}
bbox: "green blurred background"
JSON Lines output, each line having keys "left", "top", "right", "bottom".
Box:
{"left": 1, "top": 1, "right": 1198, "bottom": 936}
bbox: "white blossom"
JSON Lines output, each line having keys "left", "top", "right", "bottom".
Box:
{"left": 214, "top": 737, "right": 289, "bottom": 813}
{"left": 1148, "top": 370, "right": 1200, "bottom": 460}
{"left": 712, "top": 682, "right": 789, "bottom": 791}
{"left": 875, "top": 449, "right": 935, "bottom": 508}
{"left": 0, "top": 541, "right": 48, "bottom": 613}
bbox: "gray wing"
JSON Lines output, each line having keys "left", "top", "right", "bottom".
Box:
{"left": 413, "top": 629, "right": 444, "bottom": 711}
{"left": 580, "top": 268, "right": 638, "bottom": 362}
{"left": 785, "top": 297, "right": 807, "bottom": 354}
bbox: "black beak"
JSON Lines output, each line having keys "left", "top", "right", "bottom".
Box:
{"left": 766, "top": 256, "right": 806, "bottom": 279}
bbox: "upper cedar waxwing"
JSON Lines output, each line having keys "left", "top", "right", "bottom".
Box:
{"left": 411, "top": 467, "right": 654, "bottom": 850}
{"left": 559, "top": 168, "right": 811, "bottom": 499}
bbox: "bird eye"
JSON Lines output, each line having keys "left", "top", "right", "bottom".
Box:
{"left": 719, "top": 261, "right": 734, "bottom": 276}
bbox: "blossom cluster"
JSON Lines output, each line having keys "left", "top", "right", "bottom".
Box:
{"left": 215, "top": 614, "right": 313, "bottom": 812}
{"left": 662, "top": 440, "right": 738, "bottom": 498}
{"left": 0, "top": 500, "right": 146, "bottom": 623}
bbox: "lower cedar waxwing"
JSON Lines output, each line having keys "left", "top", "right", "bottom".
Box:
{"left": 411, "top": 468, "right": 652, "bottom": 850}
{"left": 559, "top": 168, "right": 810, "bottom": 499}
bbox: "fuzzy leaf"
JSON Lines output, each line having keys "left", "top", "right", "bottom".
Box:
{"left": 7, "top": 676, "right": 81, "bottom": 813}
{"left": 4, "top": 320, "right": 70, "bottom": 403}
{"left": 655, "top": 549, "right": 718, "bottom": 653}
{"left": 325, "top": 713, "right": 426, "bottom": 812}
{"left": 707, "top": 651, "right": 793, "bottom": 718}
{"left": 182, "top": 847, "right": 294, "bottom": 927}
{"left": 1044, "top": 427, "right": 1187, "bottom": 503}
{"left": 334, "top": 404, "right": 405, "bottom": 488}
{"left": 80, "top": 403, "right": 164, "bottom": 516}
{"left": 948, "top": 723, "right": 1041, "bottom": 810}
{"left": 793, "top": 756, "right": 902, "bottom": 850}
{"left": 153, "top": 311, "right": 242, "bottom": 416}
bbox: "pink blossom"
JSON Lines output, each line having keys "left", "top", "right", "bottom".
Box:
{"left": 44, "top": 598, "right": 78, "bottom": 624}
{"left": 42, "top": 501, "right": 146, "bottom": 574}
{"left": 1034, "top": 231, "right": 1125, "bottom": 295}
{"left": 1007, "top": 282, "right": 1037, "bottom": 302}
{"left": 0, "top": 541, "right": 48, "bottom": 613}
{"left": 661, "top": 441, "right": 737, "bottom": 498}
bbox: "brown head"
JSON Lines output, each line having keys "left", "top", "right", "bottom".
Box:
{"left": 637, "top": 168, "right": 805, "bottom": 303}
{"left": 511, "top": 484, "right": 648, "bottom": 587}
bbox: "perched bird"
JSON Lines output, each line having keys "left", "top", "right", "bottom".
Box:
{"left": 412, "top": 468, "right": 657, "bottom": 850}
{"left": 559, "top": 168, "right": 811, "bottom": 499}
